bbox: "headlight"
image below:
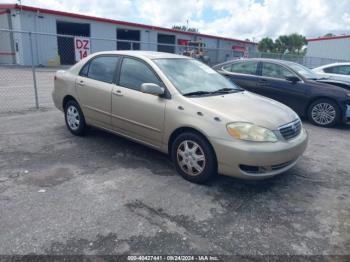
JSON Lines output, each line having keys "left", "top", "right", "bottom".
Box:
{"left": 226, "top": 122, "right": 278, "bottom": 142}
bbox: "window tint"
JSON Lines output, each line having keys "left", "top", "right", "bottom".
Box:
{"left": 119, "top": 58, "right": 162, "bottom": 91}
{"left": 80, "top": 63, "right": 89, "bottom": 77}
{"left": 83, "top": 56, "right": 119, "bottom": 83}
{"left": 324, "top": 65, "right": 350, "bottom": 75}
{"left": 262, "top": 63, "right": 295, "bottom": 79}
{"left": 229, "top": 61, "right": 258, "bottom": 75}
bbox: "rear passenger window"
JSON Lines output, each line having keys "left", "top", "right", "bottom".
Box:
{"left": 119, "top": 58, "right": 162, "bottom": 91}
{"left": 80, "top": 56, "right": 119, "bottom": 83}
{"left": 262, "top": 62, "right": 295, "bottom": 79}
{"left": 230, "top": 61, "right": 258, "bottom": 75}
{"left": 324, "top": 65, "right": 350, "bottom": 75}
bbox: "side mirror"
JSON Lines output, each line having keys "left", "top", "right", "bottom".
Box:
{"left": 141, "top": 83, "right": 165, "bottom": 96}
{"left": 285, "top": 76, "right": 300, "bottom": 83}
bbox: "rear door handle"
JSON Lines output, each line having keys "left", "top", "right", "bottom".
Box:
{"left": 113, "top": 89, "right": 123, "bottom": 96}
{"left": 77, "top": 80, "right": 85, "bottom": 87}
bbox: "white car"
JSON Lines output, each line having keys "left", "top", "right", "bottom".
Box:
{"left": 313, "top": 63, "right": 350, "bottom": 83}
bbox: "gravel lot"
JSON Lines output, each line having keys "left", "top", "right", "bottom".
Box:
{"left": 0, "top": 109, "right": 349, "bottom": 257}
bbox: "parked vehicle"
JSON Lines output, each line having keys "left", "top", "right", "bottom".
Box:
{"left": 181, "top": 41, "right": 210, "bottom": 64}
{"left": 213, "top": 58, "right": 350, "bottom": 127}
{"left": 53, "top": 51, "right": 307, "bottom": 183}
{"left": 313, "top": 63, "right": 350, "bottom": 83}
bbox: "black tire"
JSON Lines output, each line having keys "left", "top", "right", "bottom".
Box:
{"left": 307, "top": 98, "right": 340, "bottom": 127}
{"left": 171, "top": 132, "right": 217, "bottom": 184}
{"left": 64, "top": 100, "right": 87, "bottom": 136}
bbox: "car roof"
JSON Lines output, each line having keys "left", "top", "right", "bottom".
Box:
{"left": 315, "top": 62, "right": 350, "bottom": 69}
{"left": 91, "top": 50, "right": 190, "bottom": 60}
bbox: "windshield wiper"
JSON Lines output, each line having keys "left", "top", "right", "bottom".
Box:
{"left": 211, "top": 87, "right": 243, "bottom": 94}
{"left": 183, "top": 91, "right": 212, "bottom": 96}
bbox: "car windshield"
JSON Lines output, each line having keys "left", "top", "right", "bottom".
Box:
{"left": 153, "top": 58, "right": 243, "bottom": 96}
{"left": 286, "top": 62, "right": 321, "bottom": 80}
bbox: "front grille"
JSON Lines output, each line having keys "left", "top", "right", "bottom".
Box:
{"left": 279, "top": 119, "right": 301, "bottom": 140}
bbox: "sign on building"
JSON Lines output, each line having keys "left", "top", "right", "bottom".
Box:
{"left": 74, "top": 37, "right": 90, "bottom": 61}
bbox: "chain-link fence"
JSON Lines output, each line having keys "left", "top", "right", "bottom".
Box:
{"left": 0, "top": 28, "right": 349, "bottom": 113}
{"left": 248, "top": 51, "right": 350, "bottom": 68}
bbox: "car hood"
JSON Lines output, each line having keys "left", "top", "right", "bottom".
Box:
{"left": 315, "top": 79, "right": 350, "bottom": 91}
{"left": 189, "top": 91, "right": 298, "bottom": 130}
{"left": 309, "top": 79, "right": 350, "bottom": 94}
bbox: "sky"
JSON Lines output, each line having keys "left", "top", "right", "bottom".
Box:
{"left": 1, "top": 0, "right": 350, "bottom": 41}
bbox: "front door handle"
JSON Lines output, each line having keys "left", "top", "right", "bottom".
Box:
{"left": 113, "top": 89, "right": 123, "bottom": 96}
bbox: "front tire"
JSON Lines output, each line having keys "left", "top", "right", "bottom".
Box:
{"left": 64, "top": 100, "right": 87, "bottom": 136}
{"left": 307, "top": 99, "right": 340, "bottom": 127}
{"left": 171, "top": 132, "right": 217, "bottom": 184}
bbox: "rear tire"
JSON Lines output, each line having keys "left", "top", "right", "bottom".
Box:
{"left": 171, "top": 132, "right": 217, "bottom": 184}
{"left": 64, "top": 100, "right": 87, "bottom": 136}
{"left": 307, "top": 98, "right": 340, "bottom": 127}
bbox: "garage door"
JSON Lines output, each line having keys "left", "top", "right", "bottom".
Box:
{"left": 117, "top": 29, "right": 140, "bottom": 50}
{"left": 157, "top": 34, "right": 175, "bottom": 53}
{"left": 56, "top": 21, "right": 90, "bottom": 65}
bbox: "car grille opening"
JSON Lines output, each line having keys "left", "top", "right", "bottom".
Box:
{"left": 279, "top": 119, "right": 301, "bottom": 140}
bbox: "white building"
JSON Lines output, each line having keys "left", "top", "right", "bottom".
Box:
{"left": 307, "top": 35, "right": 350, "bottom": 61}
{"left": 0, "top": 3, "right": 257, "bottom": 66}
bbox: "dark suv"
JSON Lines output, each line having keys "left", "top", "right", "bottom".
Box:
{"left": 213, "top": 58, "right": 350, "bottom": 127}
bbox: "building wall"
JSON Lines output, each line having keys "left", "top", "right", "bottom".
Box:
{"left": 0, "top": 10, "right": 15, "bottom": 64}
{"left": 307, "top": 38, "right": 350, "bottom": 60}
{"left": 2, "top": 9, "right": 257, "bottom": 66}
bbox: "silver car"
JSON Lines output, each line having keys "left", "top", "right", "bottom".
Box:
{"left": 313, "top": 63, "right": 350, "bottom": 83}
{"left": 52, "top": 51, "right": 308, "bottom": 183}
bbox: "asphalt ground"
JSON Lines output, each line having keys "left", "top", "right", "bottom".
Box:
{"left": 0, "top": 108, "right": 349, "bottom": 257}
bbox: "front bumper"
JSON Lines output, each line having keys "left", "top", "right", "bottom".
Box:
{"left": 344, "top": 104, "right": 350, "bottom": 124}
{"left": 210, "top": 128, "right": 308, "bottom": 179}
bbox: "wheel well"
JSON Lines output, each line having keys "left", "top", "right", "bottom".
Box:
{"left": 306, "top": 97, "right": 341, "bottom": 116}
{"left": 168, "top": 127, "right": 217, "bottom": 162}
{"left": 63, "top": 95, "right": 78, "bottom": 110}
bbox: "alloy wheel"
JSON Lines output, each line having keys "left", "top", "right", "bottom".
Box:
{"left": 311, "top": 102, "right": 336, "bottom": 125}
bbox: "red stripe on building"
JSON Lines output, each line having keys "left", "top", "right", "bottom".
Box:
{"left": 307, "top": 35, "right": 350, "bottom": 42}
{"left": 0, "top": 4, "right": 256, "bottom": 45}
{"left": 0, "top": 52, "right": 15, "bottom": 56}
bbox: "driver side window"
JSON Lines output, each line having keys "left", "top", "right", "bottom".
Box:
{"left": 262, "top": 62, "right": 295, "bottom": 80}
{"left": 119, "top": 58, "right": 162, "bottom": 91}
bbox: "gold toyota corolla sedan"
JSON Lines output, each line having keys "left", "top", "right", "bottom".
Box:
{"left": 52, "top": 51, "right": 308, "bottom": 183}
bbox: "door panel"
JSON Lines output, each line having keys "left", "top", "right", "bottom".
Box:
{"left": 258, "top": 62, "right": 308, "bottom": 114}
{"left": 76, "top": 76, "right": 112, "bottom": 127}
{"left": 221, "top": 61, "right": 260, "bottom": 92}
{"left": 111, "top": 86, "right": 166, "bottom": 147}
{"left": 75, "top": 55, "right": 120, "bottom": 128}
{"left": 111, "top": 57, "right": 166, "bottom": 147}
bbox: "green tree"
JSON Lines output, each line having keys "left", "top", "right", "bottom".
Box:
{"left": 273, "top": 33, "right": 306, "bottom": 54}
{"left": 258, "top": 37, "right": 274, "bottom": 52}
{"left": 287, "top": 33, "right": 306, "bottom": 54}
